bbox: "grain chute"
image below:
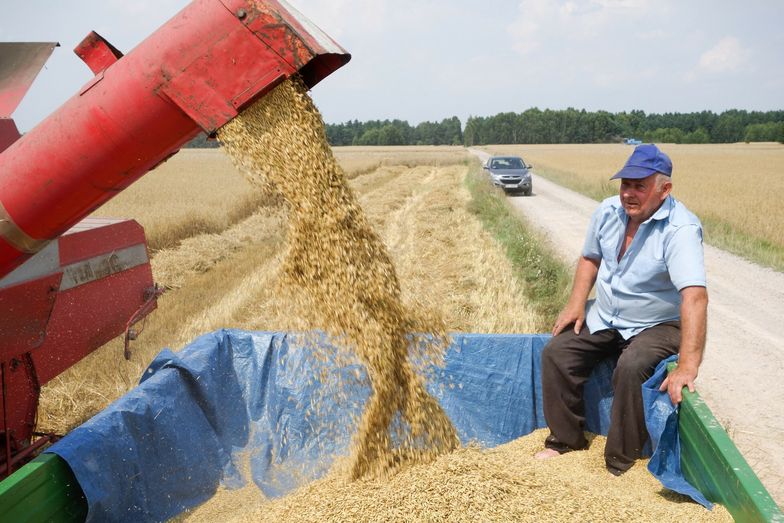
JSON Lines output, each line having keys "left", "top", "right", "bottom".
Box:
{"left": 0, "top": 0, "right": 349, "bottom": 477}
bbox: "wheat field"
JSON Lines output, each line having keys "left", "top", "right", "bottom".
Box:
{"left": 482, "top": 143, "right": 784, "bottom": 269}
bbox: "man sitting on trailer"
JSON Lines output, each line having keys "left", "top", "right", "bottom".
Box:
{"left": 534, "top": 143, "right": 709, "bottom": 476}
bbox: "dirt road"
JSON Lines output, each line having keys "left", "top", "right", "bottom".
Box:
{"left": 470, "top": 149, "right": 784, "bottom": 505}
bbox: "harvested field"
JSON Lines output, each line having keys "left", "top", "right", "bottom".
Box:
{"left": 482, "top": 143, "right": 784, "bottom": 270}
{"left": 94, "top": 149, "right": 270, "bottom": 251}
{"left": 182, "top": 430, "right": 731, "bottom": 523}
{"left": 334, "top": 145, "right": 468, "bottom": 179}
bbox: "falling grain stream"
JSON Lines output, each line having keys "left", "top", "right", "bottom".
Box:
{"left": 218, "top": 77, "right": 458, "bottom": 480}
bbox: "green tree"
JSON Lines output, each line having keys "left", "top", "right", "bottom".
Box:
{"left": 683, "top": 128, "right": 710, "bottom": 144}
{"left": 356, "top": 128, "right": 381, "bottom": 145}
{"left": 378, "top": 124, "right": 404, "bottom": 145}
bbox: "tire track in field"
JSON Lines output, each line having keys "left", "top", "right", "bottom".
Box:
{"left": 374, "top": 164, "right": 542, "bottom": 333}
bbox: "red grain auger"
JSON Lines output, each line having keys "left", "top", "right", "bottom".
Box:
{"left": 0, "top": 0, "right": 349, "bottom": 477}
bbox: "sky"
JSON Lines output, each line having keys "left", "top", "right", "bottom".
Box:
{"left": 3, "top": 0, "right": 783, "bottom": 132}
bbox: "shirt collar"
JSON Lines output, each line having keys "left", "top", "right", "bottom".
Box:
{"left": 649, "top": 195, "right": 674, "bottom": 222}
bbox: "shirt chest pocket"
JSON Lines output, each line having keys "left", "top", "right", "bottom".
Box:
{"left": 599, "top": 235, "right": 620, "bottom": 266}
{"left": 625, "top": 256, "right": 672, "bottom": 293}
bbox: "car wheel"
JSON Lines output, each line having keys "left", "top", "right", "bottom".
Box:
{"left": 524, "top": 188, "right": 532, "bottom": 196}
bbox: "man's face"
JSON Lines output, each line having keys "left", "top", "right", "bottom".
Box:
{"left": 619, "top": 173, "right": 672, "bottom": 224}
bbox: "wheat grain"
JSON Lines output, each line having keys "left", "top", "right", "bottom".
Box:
{"left": 218, "top": 76, "right": 458, "bottom": 479}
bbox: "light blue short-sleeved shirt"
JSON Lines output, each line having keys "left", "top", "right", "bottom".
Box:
{"left": 583, "top": 195, "right": 706, "bottom": 340}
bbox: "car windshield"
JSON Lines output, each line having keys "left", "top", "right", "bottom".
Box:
{"left": 490, "top": 157, "right": 524, "bottom": 169}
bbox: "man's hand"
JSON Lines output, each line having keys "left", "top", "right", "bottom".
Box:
{"left": 552, "top": 256, "right": 600, "bottom": 337}
{"left": 660, "top": 365, "right": 698, "bottom": 404}
{"left": 552, "top": 305, "right": 585, "bottom": 336}
{"left": 663, "top": 286, "right": 708, "bottom": 404}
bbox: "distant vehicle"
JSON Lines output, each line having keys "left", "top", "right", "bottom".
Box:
{"left": 484, "top": 155, "right": 532, "bottom": 196}
{"left": 624, "top": 138, "right": 642, "bottom": 145}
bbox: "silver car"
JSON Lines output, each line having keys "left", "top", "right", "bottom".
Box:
{"left": 484, "top": 156, "right": 532, "bottom": 196}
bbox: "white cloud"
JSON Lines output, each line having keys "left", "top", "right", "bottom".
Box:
{"left": 593, "top": 0, "right": 649, "bottom": 9}
{"left": 698, "top": 36, "right": 746, "bottom": 73}
{"left": 637, "top": 29, "right": 669, "bottom": 40}
{"left": 506, "top": 0, "right": 552, "bottom": 55}
{"left": 560, "top": 2, "right": 578, "bottom": 16}
{"left": 506, "top": 0, "right": 655, "bottom": 56}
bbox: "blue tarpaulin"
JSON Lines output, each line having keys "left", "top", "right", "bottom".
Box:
{"left": 45, "top": 329, "right": 704, "bottom": 521}
{"left": 644, "top": 355, "right": 713, "bottom": 508}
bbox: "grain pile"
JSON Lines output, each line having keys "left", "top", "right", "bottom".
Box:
{"left": 195, "top": 430, "right": 731, "bottom": 523}
{"left": 217, "top": 76, "right": 458, "bottom": 479}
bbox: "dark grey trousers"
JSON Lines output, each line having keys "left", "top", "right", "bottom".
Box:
{"left": 541, "top": 321, "right": 680, "bottom": 471}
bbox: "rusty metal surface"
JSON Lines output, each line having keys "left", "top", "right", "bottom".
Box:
{"left": 221, "top": 0, "right": 350, "bottom": 88}
{"left": 0, "top": 42, "right": 58, "bottom": 117}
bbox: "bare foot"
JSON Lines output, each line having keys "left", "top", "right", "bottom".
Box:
{"left": 534, "top": 448, "right": 562, "bottom": 460}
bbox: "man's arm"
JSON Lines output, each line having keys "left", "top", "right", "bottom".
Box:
{"left": 552, "top": 256, "right": 600, "bottom": 336}
{"left": 660, "top": 285, "right": 708, "bottom": 404}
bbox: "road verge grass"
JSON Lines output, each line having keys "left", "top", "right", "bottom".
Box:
{"left": 465, "top": 163, "right": 570, "bottom": 330}
{"left": 697, "top": 215, "right": 784, "bottom": 271}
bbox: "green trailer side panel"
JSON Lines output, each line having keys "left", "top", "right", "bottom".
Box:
{"left": 0, "top": 454, "right": 87, "bottom": 522}
{"left": 667, "top": 363, "right": 783, "bottom": 522}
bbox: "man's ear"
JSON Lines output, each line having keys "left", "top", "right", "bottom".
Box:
{"left": 660, "top": 179, "right": 673, "bottom": 199}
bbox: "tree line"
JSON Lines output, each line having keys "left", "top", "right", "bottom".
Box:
{"left": 183, "top": 109, "right": 783, "bottom": 148}
{"left": 183, "top": 116, "right": 463, "bottom": 147}
{"left": 324, "top": 117, "right": 463, "bottom": 146}
{"left": 464, "top": 108, "right": 784, "bottom": 145}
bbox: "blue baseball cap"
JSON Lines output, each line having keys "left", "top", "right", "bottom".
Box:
{"left": 611, "top": 144, "right": 672, "bottom": 180}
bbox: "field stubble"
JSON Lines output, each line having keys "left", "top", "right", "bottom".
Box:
{"left": 94, "top": 149, "right": 273, "bottom": 252}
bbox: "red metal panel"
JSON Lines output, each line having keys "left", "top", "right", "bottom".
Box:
{"left": 0, "top": 218, "right": 157, "bottom": 464}
{"left": 0, "top": 356, "right": 39, "bottom": 456}
{"left": 0, "top": 273, "right": 61, "bottom": 361}
{"left": 0, "top": 0, "right": 349, "bottom": 279}
{"left": 31, "top": 263, "right": 155, "bottom": 386}
{"left": 0, "top": 220, "right": 149, "bottom": 361}
{"left": 0, "top": 240, "right": 20, "bottom": 277}
{"left": 220, "top": 0, "right": 350, "bottom": 88}
{"left": 160, "top": 21, "right": 290, "bottom": 130}
{"left": 73, "top": 32, "right": 123, "bottom": 75}
{"left": 58, "top": 219, "right": 146, "bottom": 266}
